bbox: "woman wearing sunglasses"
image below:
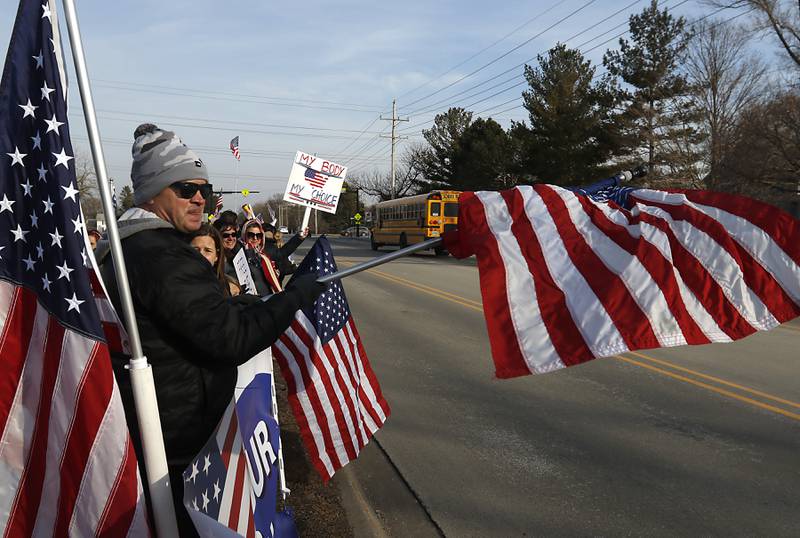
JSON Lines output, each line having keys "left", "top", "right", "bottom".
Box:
{"left": 240, "top": 219, "right": 284, "bottom": 296}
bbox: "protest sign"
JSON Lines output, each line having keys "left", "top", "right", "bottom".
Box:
{"left": 232, "top": 248, "right": 258, "bottom": 296}
{"left": 283, "top": 151, "right": 347, "bottom": 214}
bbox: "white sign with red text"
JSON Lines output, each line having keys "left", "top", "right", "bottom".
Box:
{"left": 283, "top": 151, "right": 347, "bottom": 215}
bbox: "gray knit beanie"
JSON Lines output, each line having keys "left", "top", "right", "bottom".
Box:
{"left": 130, "top": 123, "right": 209, "bottom": 205}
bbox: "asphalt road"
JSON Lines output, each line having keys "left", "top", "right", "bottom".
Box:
{"left": 309, "top": 236, "right": 800, "bottom": 537}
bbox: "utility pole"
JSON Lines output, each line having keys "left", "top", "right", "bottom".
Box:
{"left": 381, "top": 99, "right": 408, "bottom": 199}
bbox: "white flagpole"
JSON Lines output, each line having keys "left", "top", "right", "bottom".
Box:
{"left": 59, "top": 1, "right": 179, "bottom": 535}
{"left": 234, "top": 149, "right": 239, "bottom": 206}
{"left": 269, "top": 374, "right": 290, "bottom": 501}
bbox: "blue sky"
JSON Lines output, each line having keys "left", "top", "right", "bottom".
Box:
{"left": 1, "top": 0, "right": 771, "bottom": 210}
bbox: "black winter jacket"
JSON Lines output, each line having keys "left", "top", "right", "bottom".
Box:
{"left": 263, "top": 233, "right": 304, "bottom": 280}
{"left": 97, "top": 220, "right": 307, "bottom": 465}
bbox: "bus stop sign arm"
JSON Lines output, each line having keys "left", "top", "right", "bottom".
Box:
{"left": 318, "top": 238, "right": 443, "bottom": 284}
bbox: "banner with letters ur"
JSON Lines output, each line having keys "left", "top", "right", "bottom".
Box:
{"left": 283, "top": 151, "right": 347, "bottom": 214}
{"left": 183, "top": 356, "right": 283, "bottom": 537}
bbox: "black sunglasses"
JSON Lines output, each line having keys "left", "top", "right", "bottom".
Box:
{"left": 246, "top": 232, "right": 263, "bottom": 240}
{"left": 221, "top": 232, "right": 237, "bottom": 239}
{"left": 169, "top": 182, "right": 214, "bottom": 200}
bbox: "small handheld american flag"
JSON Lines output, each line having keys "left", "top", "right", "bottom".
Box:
{"left": 213, "top": 192, "right": 224, "bottom": 218}
{"left": 229, "top": 136, "right": 240, "bottom": 161}
{"left": 272, "top": 236, "right": 390, "bottom": 481}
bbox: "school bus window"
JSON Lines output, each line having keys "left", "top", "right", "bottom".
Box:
{"left": 430, "top": 202, "right": 441, "bottom": 217}
{"left": 444, "top": 203, "right": 458, "bottom": 217}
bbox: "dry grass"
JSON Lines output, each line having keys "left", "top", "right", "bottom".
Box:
{"left": 274, "top": 369, "right": 353, "bottom": 537}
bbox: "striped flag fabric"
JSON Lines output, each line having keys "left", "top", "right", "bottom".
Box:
{"left": 184, "top": 402, "right": 253, "bottom": 536}
{"left": 272, "top": 237, "right": 390, "bottom": 481}
{"left": 444, "top": 184, "right": 800, "bottom": 379}
{"left": 0, "top": 1, "right": 147, "bottom": 535}
{"left": 213, "top": 192, "right": 224, "bottom": 218}
{"left": 229, "top": 136, "right": 240, "bottom": 160}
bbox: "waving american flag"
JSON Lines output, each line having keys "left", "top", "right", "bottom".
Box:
{"left": 229, "top": 136, "right": 240, "bottom": 160}
{"left": 444, "top": 184, "right": 800, "bottom": 378}
{"left": 0, "top": 1, "right": 147, "bottom": 535}
{"left": 272, "top": 237, "right": 390, "bottom": 481}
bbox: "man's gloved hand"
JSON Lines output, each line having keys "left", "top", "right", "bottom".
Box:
{"left": 286, "top": 273, "right": 327, "bottom": 307}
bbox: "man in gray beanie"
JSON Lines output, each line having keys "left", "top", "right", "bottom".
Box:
{"left": 96, "top": 124, "right": 326, "bottom": 536}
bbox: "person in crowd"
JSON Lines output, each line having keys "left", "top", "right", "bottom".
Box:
{"left": 262, "top": 223, "right": 308, "bottom": 282}
{"left": 87, "top": 229, "right": 102, "bottom": 250}
{"left": 95, "top": 123, "right": 325, "bottom": 536}
{"left": 240, "top": 219, "right": 283, "bottom": 296}
{"left": 213, "top": 210, "right": 241, "bottom": 262}
{"left": 188, "top": 223, "right": 240, "bottom": 296}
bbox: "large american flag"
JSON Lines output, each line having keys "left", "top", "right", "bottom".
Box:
{"left": 229, "top": 136, "right": 240, "bottom": 160}
{"left": 0, "top": 1, "right": 147, "bottom": 535}
{"left": 272, "top": 237, "right": 390, "bottom": 481}
{"left": 444, "top": 184, "right": 800, "bottom": 378}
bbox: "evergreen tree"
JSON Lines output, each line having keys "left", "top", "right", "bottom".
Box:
{"left": 516, "top": 43, "right": 621, "bottom": 186}
{"left": 118, "top": 185, "right": 134, "bottom": 213}
{"left": 417, "top": 107, "right": 473, "bottom": 186}
{"left": 603, "top": 0, "right": 704, "bottom": 184}
{"left": 452, "top": 118, "right": 514, "bottom": 190}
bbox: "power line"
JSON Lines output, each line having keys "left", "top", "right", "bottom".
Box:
{"left": 89, "top": 82, "right": 383, "bottom": 114}
{"left": 330, "top": 115, "right": 383, "bottom": 160}
{"left": 83, "top": 108, "right": 386, "bottom": 135}
{"left": 402, "top": 0, "right": 600, "bottom": 110}
{"left": 71, "top": 136, "right": 390, "bottom": 164}
{"left": 91, "top": 78, "right": 384, "bottom": 110}
{"left": 399, "top": 3, "right": 747, "bottom": 138}
{"left": 402, "top": 0, "right": 650, "bottom": 117}
{"left": 396, "top": 0, "right": 572, "bottom": 101}
{"left": 67, "top": 113, "right": 374, "bottom": 140}
{"left": 397, "top": 0, "right": 698, "bottom": 134}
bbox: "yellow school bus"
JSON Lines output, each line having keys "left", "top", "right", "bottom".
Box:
{"left": 371, "top": 190, "right": 461, "bottom": 255}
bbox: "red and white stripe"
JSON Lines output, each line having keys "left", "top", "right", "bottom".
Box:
{"left": 214, "top": 401, "right": 255, "bottom": 537}
{"left": 0, "top": 281, "right": 148, "bottom": 537}
{"left": 444, "top": 185, "right": 800, "bottom": 379}
{"left": 88, "top": 270, "right": 130, "bottom": 356}
{"left": 272, "top": 314, "right": 389, "bottom": 481}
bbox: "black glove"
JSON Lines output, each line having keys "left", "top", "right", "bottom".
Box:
{"left": 286, "top": 273, "right": 327, "bottom": 308}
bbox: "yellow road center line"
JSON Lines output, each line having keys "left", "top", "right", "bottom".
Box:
{"left": 337, "top": 259, "right": 484, "bottom": 311}
{"left": 628, "top": 351, "right": 800, "bottom": 409}
{"left": 370, "top": 269, "right": 483, "bottom": 308}
{"left": 336, "top": 258, "right": 798, "bottom": 419}
{"left": 615, "top": 356, "right": 800, "bottom": 421}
